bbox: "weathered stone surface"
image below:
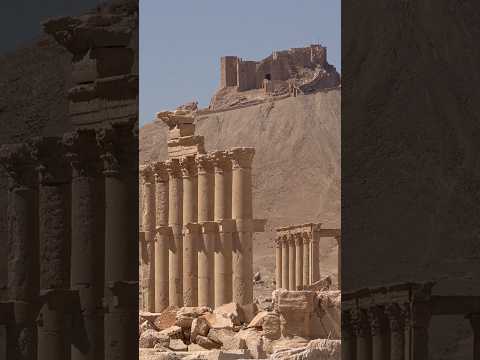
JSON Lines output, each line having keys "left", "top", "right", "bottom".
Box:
{"left": 214, "top": 303, "right": 244, "bottom": 325}
{"left": 274, "top": 290, "right": 315, "bottom": 338}
{"left": 142, "top": 307, "right": 179, "bottom": 330}
{"left": 139, "top": 348, "right": 179, "bottom": 360}
{"left": 203, "top": 312, "right": 235, "bottom": 329}
{"left": 191, "top": 316, "right": 211, "bottom": 342}
{"left": 188, "top": 343, "right": 209, "bottom": 352}
{"left": 168, "top": 338, "right": 188, "bottom": 352}
{"left": 159, "top": 325, "right": 183, "bottom": 339}
{"left": 207, "top": 328, "right": 245, "bottom": 351}
{"left": 176, "top": 306, "right": 212, "bottom": 328}
{"left": 247, "top": 311, "right": 268, "bottom": 328}
{"left": 234, "top": 328, "right": 266, "bottom": 359}
{"left": 270, "top": 339, "right": 340, "bottom": 360}
{"left": 196, "top": 335, "right": 221, "bottom": 350}
{"left": 139, "top": 329, "right": 170, "bottom": 348}
{"left": 312, "top": 290, "right": 340, "bottom": 339}
{"left": 262, "top": 313, "right": 281, "bottom": 340}
{"left": 140, "top": 319, "right": 158, "bottom": 335}
{"left": 206, "top": 349, "right": 253, "bottom": 360}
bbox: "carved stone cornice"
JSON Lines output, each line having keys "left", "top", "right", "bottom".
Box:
{"left": 0, "top": 143, "right": 36, "bottom": 189}
{"left": 229, "top": 147, "right": 255, "bottom": 169}
{"left": 152, "top": 161, "right": 169, "bottom": 183}
{"left": 63, "top": 128, "right": 99, "bottom": 178}
{"left": 195, "top": 153, "right": 214, "bottom": 175}
{"left": 165, "top": 159, "right": 181, "bottom": 179}
{"left": 180, "top": 155, "right": 197, "bottom": 178}
{"left": 30, "top": 136, "right": 69, "bottom": 185}
{"left": 139, "top": 164, "right": 154, "bottom": 184}
{"left": 211, "top": 150, "right": 232, "bottom": 173}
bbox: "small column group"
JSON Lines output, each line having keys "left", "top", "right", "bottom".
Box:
{"left": 275, "top": 224, "right": 340, "bottom": 290}
{"left": 139, "top": 147, "right": 265, "bottom": 311}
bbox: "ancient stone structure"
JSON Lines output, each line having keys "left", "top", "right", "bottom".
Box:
{"left": 0, "top": 2, "right": 139, "bottom": 359}
{"left": 275, "top": 224, "right": 340, "bottom": 290}
{"left": 139, "top": 110, "right": 265, "bottom": 315}
{"left": 342, "top": 282, "right": 480, "bottom": 360}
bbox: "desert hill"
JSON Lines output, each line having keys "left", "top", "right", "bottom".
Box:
{"left": 140, "top": 89, "right": 341, "bottom": 294}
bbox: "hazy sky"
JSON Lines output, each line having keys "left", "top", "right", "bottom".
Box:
{"left": 140, "top": 0, "right": 341, "bottom": 125}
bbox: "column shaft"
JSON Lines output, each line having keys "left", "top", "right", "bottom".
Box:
{"left": 230, "top": 148, "right": 255, "bottom": 315}
{"left": 336, "top": 236, "right": 341, "bottom": 289}
{"left": 410, "top": 302, "right": 431, "bottom": 360}
{"left": 275, "top": 238, "right": 282, "bottom": 290}
{"left": 153, "top": 162, "right": 169, "bottom": 312}
{"left": 369, "top": 306, "right": 390, "bottom": 360}
{"left": 197, "top": 154, "right": 213, "bottom": 223}
{"left": 354, "top": 310, "right": 372, "bottom": 360}
{"left": 342, "top": 311, "right": 357, "bottom": 360}
{"left": 386, "top": 304, "right": 405, "bottom": 360}
{"left": 302, "top": 234, "right": 310, "bottom": 285}
{"left": 295, "top": 235, "right": 303, "bottom": 289}
{"left": 288, "top": 237, "right": 296, "bottom": 290}
{"left": 167, "top": 160, "right": 183, "bottom": 307}
{"left": 181, "top": 156, "right": 198, "bottom": 307}
{"left": 215, "top": 220, "right": 234, "bottom": 307}
{"left": 213, "top": 151, "right": 232, "bottom": 221}
{"left": 310, "top": 233, "right": 320, "bottom": 283}
{"left": 281, "top": 239, "right": 289, "bottom": 290}
{"left": 198, "top": 222, "right": 216, "bottom": 308}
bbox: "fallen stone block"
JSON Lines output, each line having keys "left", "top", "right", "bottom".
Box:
{"left": 196, "top": 335, "right": 221, "bottom": 349}
{"left": 270, "top": 339, "right": 341, "bottom": 360}
{"left": 191, "top": 316, "right": 211, "bottom": 342}
{"left": 213, "top": 303, "right": 244, "bottom": 325}
{"left": 159, "top": 325, "right": 183, "bottom": 339}
{"left": 262, "top": 313, "right": 281, "bottom": 340}
{"left": 207, "top": 328, "right": 246, "bottom": 351}
{"left": 247, "top": 311, "right": 268, "bottom": 329}
{"left": 206, "top": 349, "right": 253, "bottom": 360}
{"left": 234, "top": 328, "right": 266, "bottom": 359}
{"left": 177, "top": 306, "right": 212, "bottom": 329}
{"left": 168, "top": 338, "right": 188, "bottom": 352}
{"left": 139, "top": 329, "right": 170, "bottom": 348}
{"left": 203, "top": 312, "right": 235, "bottom": 329}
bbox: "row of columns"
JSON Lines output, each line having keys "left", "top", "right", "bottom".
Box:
{"left": 140, "top": 147, "right": 264, "bottom": 313}
{"left": 0, "top": 124, "right": 138, "bottom": 360}
{"left": 275, "top": 225, "right": 340, "bottom": 290}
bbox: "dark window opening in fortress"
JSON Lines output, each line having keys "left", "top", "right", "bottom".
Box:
{"left": 264, "top": 73, "right": 271, "bottom": 80}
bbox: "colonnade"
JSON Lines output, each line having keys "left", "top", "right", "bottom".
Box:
{"left": 342, "top": 282, "right": 480, "bottom": 360}
{"left": 0, "top": 124, "right": 138, "bottom": 360}
{"left": 275, "top": 223, "right": 340, "bottom": 290}
{"left": 140, "top": 148, "right": 265, "bottom": 312}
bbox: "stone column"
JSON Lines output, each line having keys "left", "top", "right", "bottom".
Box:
{"left": 97, "top": 124, "right": 138, "bottom": 360}
{"left": 140, "top": 164, "right": 156, "bottom": 312}
{"left": 212, "top": 151, "right": 232, "bottom": 221}
{"left": 230, "top": 147, "right": 255, "bottom": 312}
{"left": 180, "top": 156, "right": 198, "bottom": 306}
{"left": 281, "top": 236, "right": 289, "bottom": 290}
{"left": 152, "top": 162, "right": 169, "bottom": 312}
{"left": 33, "top": 137, "right": 70, "bottom": 360}
{"left": 302, "top": 232, "right": 310, "bottom": 285}
{"left": 166, "top": 159, "right": 183, "bottom": 307}
{"left": 310, "top": 231, "right": 320, "bottom": 283}
{"left": 197, "top": 154, "right": 214, "bottom": 222}
{"left": 353, "top": 309, "right": 372, "bottom": 360}
{"left": 288, "top": 235, "right": 296, "bottom": 290}
{"left": 215, "top": 219, "right": 235, "bottom": 307}
{"left": 341, "top": 310, "right": 356, "bottom": 360}
{"left": 386, "top": 303, "right": 405, "bottom": 360}
{"left": 401, "top": 304, "right": 411, "bottom": 360}
{"left": 64, "top": 130, "right": 102, "bottom": 360}
{"left": 410, "top": 301, "right": 431, "bottom": 360}
{"left": 295, "top": 234, "right": 303, "bottom": 289}
{"left": 198, "top": 222, "right": 217, "bottom": 308}
{"left": 335, "top": 235, "right": 341, "bottom": 289}
{"left": 368, "top": 306, "right": 390, "bottom": 360}
{"left": 0, "top": 143, "right": 37, "bottom": 360}
{"left": 467, "top": 313, "right": 480, "bottom": 360}
{"left": 275, "top": 237, "right": 282, "bottom": 290}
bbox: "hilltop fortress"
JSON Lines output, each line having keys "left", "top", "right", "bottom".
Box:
{"left": 209, "top": 44, "right": 340, "bottom": 111}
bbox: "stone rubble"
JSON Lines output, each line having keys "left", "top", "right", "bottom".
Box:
{"left": 139, "top": 288, "right": 340, "bottom": 360}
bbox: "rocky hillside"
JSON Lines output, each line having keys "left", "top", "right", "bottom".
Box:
{"left": 140, "top": 89, "right": 341, "bottom": 290}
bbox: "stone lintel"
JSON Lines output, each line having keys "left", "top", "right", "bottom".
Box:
{"left": 234, "top": 218, "right": 266, "bottom": 232}
{"left": 276, "top": 222, "right": 322, "bottom": 234}
{"left": 229, "top": 147, "right": 255, "bottom": 169}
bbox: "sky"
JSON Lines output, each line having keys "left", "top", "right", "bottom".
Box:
{"left": 140, "top": 0, "right": 341, "bottom": 125}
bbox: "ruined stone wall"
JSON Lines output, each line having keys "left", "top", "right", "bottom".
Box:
{"left": 237, "top": 60, "right": 257, "bottom": 91}
{"left": 220, "top": 56, "right": 238, "bottom": 88}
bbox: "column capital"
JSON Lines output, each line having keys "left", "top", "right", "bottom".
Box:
{"left": 180, "top": 155, "right": 197, "bottom": 178}
{"left": 165, "top": 158, "right": 182, "bottom": 179}
{"left": 281, "top": 235, "right": 289, "bottom": 248}
{"left": 341, "top": 310, "right": 355, "bottom": 333}
{"left": 196, "top": 153, "right": 214, "bottom": 174}
{"left": 275, "top": 237, "right": 283, "bottom": 248}
{"left": 367, "top": 305, "right": 388, "bottom": 335}
{"left": 63, "top": 129, "right": 99, "bottom": 178}
{"left": 385, "top": 303, "right": 405, "bottom": 332}
{"left": 229, "top": 147, "right": 255, "bottom": 169}
{"left": 294, "top": 233, "right": 303, "bottom": 246}
{"left": 152, "top": 161, "right": 169, "bottom": 183}
{"left": 211, "top": 150, "right": 232, "bottom": 173}
{"left": 0, "top": 142, "right": 36, "bottom": 189}
{"left": 302, "top": 231, "right": 311, "bottom": 244}
{"left": 351, "top": 308, "right": 370, "bottom": 338}
{"left": 30, "top": 136, "right": 69, "bottom": 185}
{"left": 139, "top": 164, "right": 154, "bottom": 184}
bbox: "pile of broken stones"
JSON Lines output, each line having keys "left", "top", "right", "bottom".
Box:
{"left": 139, "top": 288, "right": 340, "bottom": 360}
